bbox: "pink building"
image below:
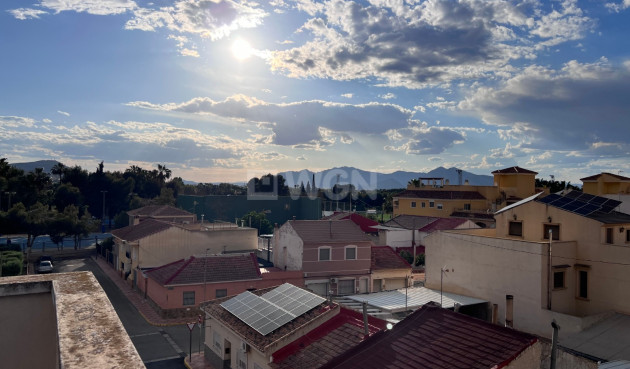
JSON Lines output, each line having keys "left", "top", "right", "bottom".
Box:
{"left": 273, "top": 220, "right": 373, "bottom": 296}
{"left": 136, "top": 253, "right": 303, "bottom": 318}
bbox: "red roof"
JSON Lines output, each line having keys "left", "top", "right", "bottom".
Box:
{"left": 394, "top": 189, "right": 486, "bottom": 200}
{"left": 321, "top": 303, "right": 538, "bottom": 369}
{"left": 371, "top": 246, "right": 410, "bottom": 270}
{"left": 580, "top": 172, "right": 630, "bottom": 181}
{"left": 147, "top": 253, "right": 261, "bottom": 286}
{"left": 419, "top": 217, "right": 468, "bottom": 232}
{"left": 321, "top": 213, "right": 379, "bottom": 234}
{"left": 271, "top": 307, "right": 386, "bottom": 369}
{"left": 111, "top": 218, "right": 172, "bottom": 242}
{"left": 491, "top": 166, "right": 538, "bottom": 175}
{"left": 289, "top": 220, "right": 372, "bottom": 243}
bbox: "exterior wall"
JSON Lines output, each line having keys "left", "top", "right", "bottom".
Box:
{"left": 273, "top": 223, "right": 304, "bottom": 271}
{"left": 370, "top": 269, "right": 411, "bottom": 292}
{"left": 379, "top": 229, "right": 421, "bottom": 248}
{"left": 394, "top": 197, "right": 488, "bottom": 217}
{"left": 493, "top": 173, "right": 536, "bottom": 200}
{"left": 582, "top": 174, "right": 630, "bottom": 196}
{"left": 502, "top": 342, "right": 540, "bottom": 369}
{"left": 117, "top": 227, "right": 258, "bottom": 276}
{"left": 136, "top": 270, "right": 303, "bottom": 312}
{"left": 302, "top": 241, "right": 372, "bottom": 278}
{"left": 539, "top": 341, "right": 598, "bottom": 369}
{"left": 496, "top": 201, "right": 630, "bottom": 317}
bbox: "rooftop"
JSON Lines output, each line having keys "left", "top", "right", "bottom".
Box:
{"left": 270, "top": 307, "right": 386, "bottom": 369}
{"left": 321, "top": 212, "right": 379, "bottom": 234}
{"left": 581, "top": 172, "right": 630, "bottom": 182}
{"left": 371, "top": 246, "right": 410, "bottom": 270}
{"left": 383, "top": 215, "right": 438, "bottom": 230}
{"left": 0, "top": 272, "right": 144, "bottom": 369}
{"left": 419, "top": 217, "right": 469, "bottom": 232}
{"left": 146, "top": 253, "right": 261, "bottom": 286}
{"left": 111, "top": 218, "right": 172, "bottom": 242}
{"left": 492, "top": 166, "right": 538, "bottom": 175}
{"left": 289, "top": 220, "right": 372, "bottom": 243}
{"left": 395, "top": 189, "right": 486, "bottom": 200}
{"left": 321, "top": 303, "right": 537, "bottom": 369}
{"left": 204, "top": 285, "right": 336, "bottom": 352}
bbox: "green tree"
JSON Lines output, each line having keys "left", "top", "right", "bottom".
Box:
{"left": 239, "top": 211, "right": 273, "bottom": 235}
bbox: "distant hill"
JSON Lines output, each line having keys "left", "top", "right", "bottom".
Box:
{"left": 11, "top": 160, "right": 61, "bottom": 174}
{"left": 280, "top": 166, "right": 493, "bottom": 190}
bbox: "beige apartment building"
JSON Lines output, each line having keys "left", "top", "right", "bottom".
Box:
{"left": 423, "top": 190, "right": 630, "bottom": 344}
{"left": 393, "top": 166, "right": 541, "bottom": 227}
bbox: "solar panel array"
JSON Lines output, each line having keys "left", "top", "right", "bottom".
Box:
{"left": 220, "top": 284, "right": 325, "bottom": 336}
{"left": 537, "top": 192, "right": 622, "bottom": 216}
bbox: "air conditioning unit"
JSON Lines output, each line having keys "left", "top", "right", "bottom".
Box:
{"left": 330, "top": 278, "right": 338, "bottom": 283}
{"left": 240, "top": 341, "right": 250, "bottom": 352}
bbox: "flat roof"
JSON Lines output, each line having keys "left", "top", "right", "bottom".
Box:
{"left": 344, "top": 286, "right": 486, "bottom": 313}
{"left": 0, "top": 272, "right": 145, "bottom": 368}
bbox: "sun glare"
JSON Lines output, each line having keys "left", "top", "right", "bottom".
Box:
{"left": 232, "top": 39, "right": 253, "bottom": 60}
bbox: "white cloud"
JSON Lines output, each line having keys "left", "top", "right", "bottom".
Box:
{"left": 606, "top": 0, "right": 630, "bottom": 12}
{"left": 385, "top": 123, "right": 465, "bottom": 155}
{"left": 42, "top": 118, "right": 52, "bottom": 123}
{"left": 341, "top": 93, "right": 353, "bottom": 98}
{"left": 57, "top": 110, "right": 70, "bottom": 116}
{"left": 7, "top": 8, "right": 48, "bottom": 19}
{"left": 460, "top": 59, "right": 630, "bottom": 153}
{"left": 379, "top": 93, "right": 396, "bottom": 100}
{"left": 127, "top": 94, "right": 414, "bottom": 146}
{"left": 37, "top": 0, "right": 136, "bottom": 15}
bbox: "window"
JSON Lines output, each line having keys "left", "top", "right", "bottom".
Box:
{"left": 553, "top": 271, "right": 565, "bottom": 289}
{"left": 429, "top": 201, "right": 435, "bottom": 208}
{"left": 345, "top": 246, "right": 356, "bottom": 260}
{"left": 183, "top": 291, "right": 195, "bottom": 306}
{"left": 237, "top": 349, "right": 247, "bottom": 369}
{"left": 421, "top": 202, "right": 426, "bottom": 208}
{"left": 627, "top": 229, "right": 630, "bottom": 242}
{"left": 319, "top": 247, "right": 331, "bottom": 261}
{"left": 606, "top": 228, "right": 613, "bottom": 244}
{"left": 216, "top": 289, "right": 227, "bottom": 298}
{"left": 437, "top": 203, "right": 443, "bottom": 210}
{"left": 508, "top": 221, "right": 523, "bottom": 237}
{"left": 578, "top": 270, "right": 588, "bottom": 299}
{"left": 213, "top": 331, "right": 222, "bottom": 352}
{"left": 411, "top": 201, "right": 417, "bottom": 208}
{"left": 464, "top": 203, "right": 471, "bottom": 211}
{"left": 543, "top": 224, "right": 560, "bottom": 240}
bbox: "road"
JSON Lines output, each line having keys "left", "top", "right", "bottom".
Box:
{"left": 55, "top": 258, "right": 205, "bottom": 368}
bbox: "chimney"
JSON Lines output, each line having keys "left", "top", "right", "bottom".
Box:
{"left": 292, "top": 216, "right": 296, "bottom": 221}
{"left": 505, "top": 295, "right": 514, "bottom": 328}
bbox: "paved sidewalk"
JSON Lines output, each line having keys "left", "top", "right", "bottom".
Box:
{"left": 185, "top": 352, "right": 218, "bottom": 369}
{"left": 92, "top": 255, "right": 191, "bottom": 326}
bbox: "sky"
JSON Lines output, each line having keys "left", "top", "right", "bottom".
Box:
{"left": 1, "top": 0, "right": 630, "bottom": 184}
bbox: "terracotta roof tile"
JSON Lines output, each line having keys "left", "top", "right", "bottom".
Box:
{"left": 491, "top": 166, "right": 538, "bottom": 175}
{"left": 270, "top": 308, "right": 386, "bottom": 369}
{"left": 580, "top": 172, "right": 630, "bottom": 181}
{"left": 419, "top": 218, "right": 468, "bottom": 232}
{"left": 321, "top": 303, "right": 538, "bottom": 369}
{"left": 321, "top": 213, "right": 379, "bottom": 233}
{"left": 289, "top": 220, "right": 372, "bottom": 243}
{"left": 147, "top": 253, "right": 261, "bottom": 286}
{"left": 111, "top": 218, "right": 172, "bottom": 242}
{"left": 371, "top": 246, "right": 410, "bottom": 270}
{"left": 395, "top": 189, "right": 486, "bottom": 200}
{"left": 383, "top": 215, "right": 438, "bottom": 230}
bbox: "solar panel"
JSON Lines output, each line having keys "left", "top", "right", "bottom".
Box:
{"left": 588, "top": 196, "right": 607, "bottom": 205}
{"left": 564, "top": 191, "right": 581, "bottom": 199}
{"left": 574, "top": 203, "right": 600, "bottom": 216}
{"left": 549, "top": 197, "right": 572, "bottom": 207}
{"left": 576, "top": 193, "right": 596, "bottom": 203}
{"left": 561, "top": 201, "right": 584, "bottom": 212}
{"left": 538, "top": 194, "right": 561, "bottom": 204}
{"left": 221, "top": 284, "right": 326, "bottom": 336}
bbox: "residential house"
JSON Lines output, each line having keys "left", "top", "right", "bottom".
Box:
{"left": 202, "top": 283, "right": 386, "bottom": 369}
{"left": 0, "top": 272, "right": 144, "bottom": 369}
{"left": 393, "top": 166, "right": 542, "bottom": 228}
{"left": 581, "top": 172, "right": 630, "bottom": 214}
{"left": 127, "top": 204, "right": 196, "bottom": 226}
{"left": 321, "top": 212, "right": 379, "bottom": 235}
{"left": 320, "top": 302, "right": 541, "bottom": 369}
{"left": 111, "top": 218, "right": 257, "bottom": 284}
{"left": 273, "top": 220, "right": 373, "bottom": 296}
{"left": 370, "top": 246, "right": 411, "bottom": 292}
{"left": 423, "top": 189, "right": 630, "bottom": 359}
{"left": 135, "top": 253, "right": 303, "bottom": 317}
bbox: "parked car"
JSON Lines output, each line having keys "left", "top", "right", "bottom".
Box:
{"left": 39, "top": 255, "right": 53, "bottom": 265}
{"left": 38, "top": 260, "right": 53, "bottom": 273}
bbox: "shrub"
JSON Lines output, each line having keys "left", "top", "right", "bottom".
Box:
{"left": 1, "top": 258, "right": 22, "bottom": 276}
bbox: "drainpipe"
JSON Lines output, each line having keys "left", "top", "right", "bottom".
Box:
{"left": 505, "top": 295, "right": 513, "bottom": 328}
{"left": 491, "top": 304, "right": 498, "bottom": 324}
{"left": 548, "top": 229, "right": 552, "bottom": 310}
{"left": 550, "top": 320, "right": 560, "bottom": 369}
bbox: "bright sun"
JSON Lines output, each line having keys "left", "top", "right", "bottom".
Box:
{"left": 231, "top": 39, "right": 253, "bottom": 60}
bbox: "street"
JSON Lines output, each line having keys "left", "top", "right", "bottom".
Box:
{"left": 54, "top": 258, "right": 205, "bottom": 368}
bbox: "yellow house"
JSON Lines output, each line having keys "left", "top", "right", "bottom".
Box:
{"left": 581, "top": 172, "right": 630, "bottom": 196}
{"left": 423, "top": 189, "right": 630, "bottom": 357}
{"left": 393, "top": 166, "right": 540, "bottom": 227}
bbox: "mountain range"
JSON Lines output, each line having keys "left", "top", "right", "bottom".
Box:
{"left": 279, "top": 166, "right": 493, "bottom": 190}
